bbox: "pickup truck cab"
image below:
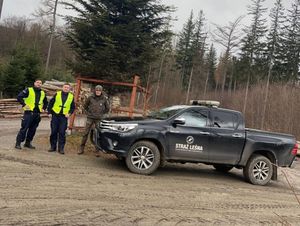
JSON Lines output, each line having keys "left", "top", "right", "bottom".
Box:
{"left": 92, "top": 101, "right": 297, "bottom": 185}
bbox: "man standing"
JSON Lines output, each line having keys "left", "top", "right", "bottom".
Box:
{"left": 78, "top": 85, "right": 110, "bottom": 155}
{"left": 15, "top": 79, "right": 48, "bottom": 149}
{"left": 47, "top": 83, "right": 75, "bottom": 154}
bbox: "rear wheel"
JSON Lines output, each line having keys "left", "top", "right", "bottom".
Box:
{"left": 243, "top": 154, "right": 273, "bottom": 185}
{"left": 125, "top": 141, "right": 160, "bottom": 175}
{"left": 213, "top": 164, "right": 233, "bottom": 173}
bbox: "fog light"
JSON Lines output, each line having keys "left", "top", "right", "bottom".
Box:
{"left": 113, "top": 141, "right": 118, "bottom": 147}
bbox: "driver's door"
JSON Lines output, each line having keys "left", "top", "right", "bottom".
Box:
{"left": 166, "top": 109, "right": 211, "bottom": 161}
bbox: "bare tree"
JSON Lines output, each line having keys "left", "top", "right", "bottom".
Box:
{"left": 212, "top": 16, "right": 244, "bottom": 97}
{"left": 34, "top": 0, "right": 59, "bottom": 75}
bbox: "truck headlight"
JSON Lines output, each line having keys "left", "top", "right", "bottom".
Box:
{"left": 110, "top": 123, "right": 138, "bottom": 132}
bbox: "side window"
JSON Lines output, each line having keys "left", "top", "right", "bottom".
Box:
{"left": 212, "top": 111, "right": 236, "bottom": 129}
{"left": 179, "top": 110, "right": 208, "bottom": 128}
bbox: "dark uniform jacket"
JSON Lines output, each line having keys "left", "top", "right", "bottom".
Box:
{"left": 17, "top": 87, "right": 48, "bottom": 113}
{"left": 84, "top": 93, "right": 110, "bottom": 120}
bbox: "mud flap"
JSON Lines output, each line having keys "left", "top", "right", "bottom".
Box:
{"left": 272, "top": 165, "right": 277, "bottom": 181}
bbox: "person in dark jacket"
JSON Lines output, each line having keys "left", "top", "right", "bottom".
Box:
{"left": 78, "top": 85, "right": 110, "bottom": 155}
{"left": 47, "top": 83, "right": 75, "bottom": 154}
{"left": 15, "top": 79, "right": 48, "bottom": 150}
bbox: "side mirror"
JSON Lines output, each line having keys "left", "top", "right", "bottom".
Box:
{"left": 173, "top": 117, "right": 185, "bottom": 125}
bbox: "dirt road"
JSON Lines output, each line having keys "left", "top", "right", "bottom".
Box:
{"left": 0, "top": 118, "right": 300, "bottom": 225}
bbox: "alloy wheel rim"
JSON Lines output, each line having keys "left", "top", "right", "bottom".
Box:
{"left": 253, "top": 160, "right": 269, "bottom": 181}
{"left": 131, "top": 146, "right": 154, "bottom": 170}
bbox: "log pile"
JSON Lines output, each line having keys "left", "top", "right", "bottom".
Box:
{"left": 0, "top": 98, "right": 49, "bottom": 118}
{"left": 0, "top": 99, "right": 22, "bottom": 118}
{"left": 42, "top": 80, "right": 75, "bottom": 96}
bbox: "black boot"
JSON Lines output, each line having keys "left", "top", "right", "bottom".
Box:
{"left": 48, "top": 148, "right": 56, "bottom": 152}
{"left": 15, "top": 142, "right": 22, "bottom": 150}
{"left": 58, "top": 149, "right": 65, "bottom": 155}
{"left": 24, "top": 141, "right": 35, "bottom": 149}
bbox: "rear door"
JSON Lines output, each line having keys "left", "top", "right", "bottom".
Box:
{"left": 166, "top": 108, "right": 211, "bottom": 161}
{"left": 208, "top": 110, "right": 246, "bottom": 164}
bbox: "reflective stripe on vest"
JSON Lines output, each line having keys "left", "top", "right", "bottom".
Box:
{"left": 52, "top": 91, "right": 74, "bottom": 115}
{"left": 23, "top": 87, "right": 45, "bottom": 112}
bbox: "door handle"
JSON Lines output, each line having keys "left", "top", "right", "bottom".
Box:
{"left": 199, "top": 131, "right": 210, "bottom": 135}
{"left": 232, "top": 133, "right": 243, "bottom": 138}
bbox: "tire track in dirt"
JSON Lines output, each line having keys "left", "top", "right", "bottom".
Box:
{"left": 0, "top": 153, "right": 61, "bottom": 168}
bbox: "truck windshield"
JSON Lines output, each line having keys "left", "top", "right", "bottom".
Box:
{"left": 148, "top": 105, "right": 187, "bottom": 120}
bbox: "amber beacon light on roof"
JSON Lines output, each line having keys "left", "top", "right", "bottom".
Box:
{"left": 189, "top": 100, "right": 220, "bottom": 108}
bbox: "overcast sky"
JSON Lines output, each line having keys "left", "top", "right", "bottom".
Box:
{"left": 1, "top": 0, "right": 294, "bottom": 31}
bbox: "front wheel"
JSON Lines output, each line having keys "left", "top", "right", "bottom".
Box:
{"left": 125, "top": 141, "right": 160, "bottom": 175}
{"left": 243, "top": 154, "right": 273, "bottom": 185}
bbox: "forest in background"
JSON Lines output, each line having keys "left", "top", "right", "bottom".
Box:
{"left": 0, "top": 0, "right": 299, "bottom": 137}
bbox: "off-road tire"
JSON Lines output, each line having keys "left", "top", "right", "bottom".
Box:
{"left": 243, "top": 154, "right": 273, "bottom": 185}
{"left": 125, "top": 141, "right": 160, "bottom": 175}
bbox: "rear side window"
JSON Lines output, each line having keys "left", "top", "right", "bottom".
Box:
{"left": 212, "top": 111, "right": 237, "bottom": 129}
{"left": 179, "top": 109, "right": 208, "bottom": 128}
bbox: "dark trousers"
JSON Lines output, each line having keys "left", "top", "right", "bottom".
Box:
{"left": 81, "top": 118, "right": 100, "bottom": 147}
{"left": 16, "top": 112, "right": 41, "bottom": 143}
{"left": 50, "top": 114, "right": 68, "bottom": 151}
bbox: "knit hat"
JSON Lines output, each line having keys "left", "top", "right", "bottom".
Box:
{"left": 95, "top": 85, "right": 103, "bottom": 91}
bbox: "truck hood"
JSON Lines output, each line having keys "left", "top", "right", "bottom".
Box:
{"left": 102, "top": 116, "right": 163, "bottom": 125}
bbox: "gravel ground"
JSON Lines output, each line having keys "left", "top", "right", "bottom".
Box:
{"left": 0, "top": 118, "right": 300, "bottom": 225}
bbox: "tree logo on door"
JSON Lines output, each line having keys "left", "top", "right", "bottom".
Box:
{"left": 186, "top": 136, "right": 194, "bottom": 144}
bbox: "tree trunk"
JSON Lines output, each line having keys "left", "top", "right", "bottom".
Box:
{"left": 154, "top": 52, "right": 166, "bottom": 105}
{"left": 185, "top": 66, "right": 194, "bottom": 104}
{"left": 203, "top": 70, "right": 209, "bottom": 98}
{"left": 243, "top": 73, "right": 250, "bottom": 114}
{"left": 0, "top": 0, "right": 4, "bottom": 19}
{"left": 260, "top": 62, "right": 272, "bottom": 129}
{"left": 45, "top": 0, "right": 58, "bottom": 75}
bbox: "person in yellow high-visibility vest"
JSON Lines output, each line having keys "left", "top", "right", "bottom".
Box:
{"left": 47, "top": 83, "right": 75, "bottom": 154}
{"left": 15, "top": 79, "right": 48, "bottom": 150}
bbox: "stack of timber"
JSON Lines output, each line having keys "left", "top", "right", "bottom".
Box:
{"left": 0, "top": 98, "right": 49, "bottom": 118}
{"left": 0, "top": 99, "right": 22, "bottom": 118}
{"left": 42, "top": 80, "right": 75, "bottom": 96}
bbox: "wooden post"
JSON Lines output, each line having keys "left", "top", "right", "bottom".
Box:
{"left": 69, "top": 77, "right": 81, "bottom": 130}
{"left": 129, "top": 75, "right": 139, "bottom": 118}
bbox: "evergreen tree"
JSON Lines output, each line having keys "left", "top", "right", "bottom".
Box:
{"left": 240, "top": 0, "right": 268, "bottom": 78}
{"left": 203, "top": 44, "right": 217, "bottom": 94}
{"left": 240, "top": 0, "right": 268, "bottom": 113}
{"left": 282, "top": 0, "right": 300, "bottom": 81}
{"left": 261, "top": 0, "right": 285, "bottom": 128}
{"left": 64, "top": 0, "right": 173, "bottom": 82}
{"left": 190, "top": 10, "right": 207, "bottom": 95}
{"left": 176, "top": 11, "right": 195, "bottom": 90}
{"left": 266, "top": 0, "right": 285, "bottom": 81}
{"left": 3, "top": 46, "right": 42, "bottom": 97}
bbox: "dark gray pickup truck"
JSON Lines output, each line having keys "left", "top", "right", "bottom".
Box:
{"left": 92, "top": 102, "right": 297, "bottom": 185}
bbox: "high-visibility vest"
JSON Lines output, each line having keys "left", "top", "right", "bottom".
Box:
{"left": 52, "top": 91, "right": 74, "bottom": 115}
{"left": 23, "top": 87, "right": 45, "bottom": 112}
